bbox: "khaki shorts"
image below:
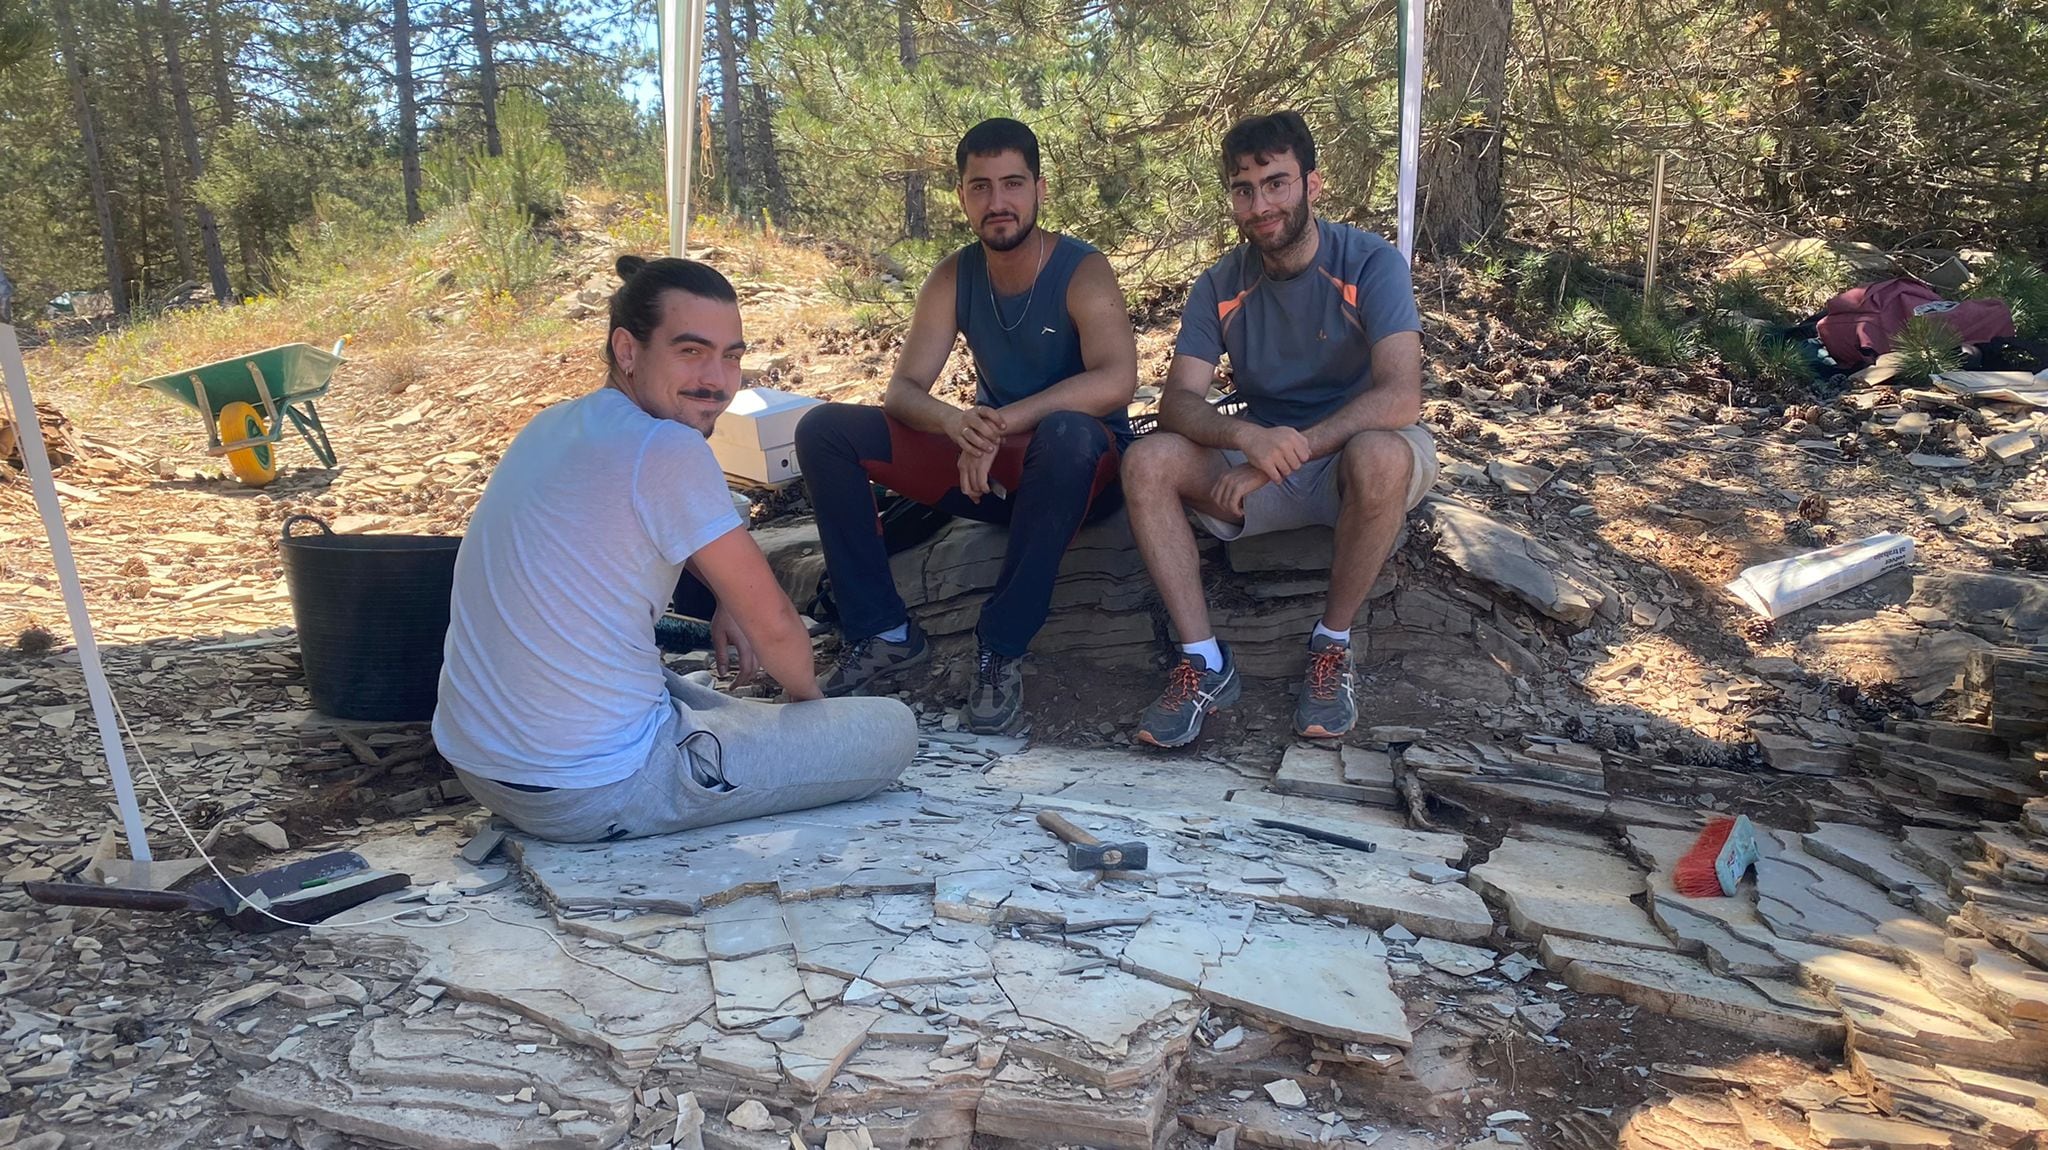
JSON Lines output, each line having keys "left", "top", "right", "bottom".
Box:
{"left": 1191, "top": 424, "right": 1439, "bottom": 542}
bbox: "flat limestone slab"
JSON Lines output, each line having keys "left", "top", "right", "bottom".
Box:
{"left": 1273, "top": 745, "right": 1395, "bottom": 807}
{"left": 1198, "top": 924, "right": 1412, "bottom": 1048}
{"left": 993, "top": 939, "right": 1192, "bottom": 1057}
{"left": 774, "top": 1005, "right": 881, "bottom": 1097}
{"left": 232, "top": 1057, "right": 624, "bottom": 1150}
{"left": 976, "top": 1067, "right": 1176, "bottom": 1150}
{"left": 1799, "top": 823, "right": 1950, "bottom": 921}
{"left": 1469, "top": 836, "right": 1681, "bottom": 952}
{"left": 710, "top": 951, "right": 812, "bottom": 1028}
{"left": 348, "top": 1015, "right": 634, "bottom": 1121}
{"left": 326, "top": 900, "right": 715, "bottom": 1070}
{"left": 1205, "top": 836, "right": 1495, "bottom": 943}
{"left": 1538, "top": 935, "right": 1844, "bottom": 1050}
{"left": 1807, "top": 1110, "right": 1953, "bottom": 1149}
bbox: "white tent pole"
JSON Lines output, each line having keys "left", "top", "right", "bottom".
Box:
{"left": 662, "top": 0, "right": 709, "bottom": 257}
{"left": 1395, "top": 0, "right": 1425, "bottom": 261}
{"left": 0, "top": 324, "right": 152, "bottom": 862}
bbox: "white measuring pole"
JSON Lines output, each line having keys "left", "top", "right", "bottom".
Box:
{"left": 0, "top": 324, "right": 152, "bottom": 861}
{"left": 661, "top": 0, "right": 709, "bottom": 257}
{"left": 1395, "top": 0, "right": 1426, "bottom": 261}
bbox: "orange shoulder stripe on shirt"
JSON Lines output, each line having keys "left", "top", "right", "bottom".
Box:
{"left": 1320, "top": 268, "right": 1359, "bottom": 309}
{"left": 1217, "top": 286, "right": 1254, "bottom": 324}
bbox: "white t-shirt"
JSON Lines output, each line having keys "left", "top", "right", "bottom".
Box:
{"left": 433, "top": 387, "right": 743, "bottom": 788}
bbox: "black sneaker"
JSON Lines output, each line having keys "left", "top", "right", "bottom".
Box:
{"left": 966, "top": 645, "right": 1024, "bottom": 733}
{"left": 1294, "top": 634, "right": 1357, "bottom": 738}
{"left": 1136, "top": 644, "right": 1242, "bottom": 748}
{"left": 821, "top": 621, "right": 932, "bottom": 697}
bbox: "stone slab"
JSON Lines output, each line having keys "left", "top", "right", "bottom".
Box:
{"left": 993, "top": 938, "right": 1192, "bottom": 1056}
{"left": 1198, "top": 924, "right": 1413, "bottom": 1048}
{"left": 1538, "top": 935, "right": 1844, "bottom": 1049}
{"left": 327, "top": 900, "right": 716, "bottom": 1070}
{"left": 1469, "top": 836, "right": 1681, "bottom": 952}
{"left": 1273, "top": 745, "right": 1396, "bottom": 807}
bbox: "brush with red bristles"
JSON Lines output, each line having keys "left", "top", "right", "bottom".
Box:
{"left": 1671, "top": 814, "right": 1760, "bottom": 897}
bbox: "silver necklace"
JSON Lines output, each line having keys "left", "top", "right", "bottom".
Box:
{"left": 987, "top": 230, "right": 1049, "bottom": 333}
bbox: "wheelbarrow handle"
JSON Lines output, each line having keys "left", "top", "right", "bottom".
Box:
{"left": 281, "top": 513, "right": 334, "bottom": 542}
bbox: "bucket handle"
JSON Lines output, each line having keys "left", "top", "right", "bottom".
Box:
{"left": 281, "top": 513, "right": 334, "bottom": 542}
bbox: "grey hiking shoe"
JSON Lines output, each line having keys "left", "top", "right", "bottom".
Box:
{"left": 1136, "top": 644, "right": 1242, "bottom": 748}
{"left": 822, "top": 622, "right": 931, "bottom": 696}
{"left": 1293, "top": 633, "right": 1357, "bottom": 738}
{"left": 966, "top": 646, "right": 1024, "bottom": 733}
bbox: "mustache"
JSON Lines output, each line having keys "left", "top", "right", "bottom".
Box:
{"left": 680, "top": 389, "right": 728, "bottom": 402}
{"left": 982, "top": 213, "right": 1018, "bottom": 225}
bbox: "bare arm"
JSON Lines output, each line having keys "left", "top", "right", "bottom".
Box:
{"left": 880, "top": 255, "right": 985, "bottom": 439}
{"left": 1300, "top": 331, "right": 1424, "bottom": 459}
{"left": 1157, "top": 354, "right": 1258, "bottom": 451}
{"left": 688, "top": 525, "right": 822, "bottom": 701}
{"left": 989, "top": 253, "right": 1138, "bottom": 434}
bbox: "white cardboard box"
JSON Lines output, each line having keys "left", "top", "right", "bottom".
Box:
{"left": 710, "top": 387, "right": 822, "bottom": 485}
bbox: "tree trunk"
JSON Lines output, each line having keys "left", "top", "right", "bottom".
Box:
{"left": 133, "top": 0, "right": 195, "bottom": 284}
{"left": 157, "top": 0, "right": 233, "bottom": 305}
{"left": 739, "top": 0, "right": 788, "bottom": 221}
{"left": 713, "top": 0, "right": 746, "bottom": 211}
{"left": 53, "top": 0, "right": 129, "bottom": 319}
{"left": 898, "top": 7, "right": 926, "bottom": 240}
{"left": 470, "top": 0, "right": 499, "bottom": 156}
{"left": 202, "top": 0, "right": 261, "bottom": 286}
{"left": 1417, "top": 0, "right": 1512, "bottom": 254}
{"left": 395, "top": 0, "right": 422, "bottom": 223}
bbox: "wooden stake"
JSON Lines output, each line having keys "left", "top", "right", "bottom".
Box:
{"left": 1643, "top": 153, "right": 1669, "bottom": 314}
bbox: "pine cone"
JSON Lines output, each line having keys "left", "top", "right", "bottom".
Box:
{"left": 1837, "top": 434, "right": 1864, "bottom": 461}
{"left": 1798, "top": 494, "right": 1830, "bottom": 522}
{"left": 1742, "top": 617, "right": 1776, "bottom": 645}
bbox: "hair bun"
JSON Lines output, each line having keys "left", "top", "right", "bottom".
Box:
{"left": 616, "top": 254, "right": 649, "bottom": 281}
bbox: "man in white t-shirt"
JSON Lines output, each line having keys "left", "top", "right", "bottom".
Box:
{"left": 432, "top": 256, "right": 917, "bottom": 842}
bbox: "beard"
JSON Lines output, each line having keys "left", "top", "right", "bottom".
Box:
{"left": 1240, "top": 193, "right": 1312, "bottom": 254}
{"left": 976, "top": 203, "right": 1039, "bottom": 253}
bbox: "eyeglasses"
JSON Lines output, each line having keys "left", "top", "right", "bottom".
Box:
{"left": 1228, "top": 173, "right": 1298, "bottom": 206}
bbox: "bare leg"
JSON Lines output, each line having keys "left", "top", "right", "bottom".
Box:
{"left": 1324, "top": 430, "right": 1416, "bottom": 630}
{"left": 1121, "top": 432, "right": 1232, "bottom": 645}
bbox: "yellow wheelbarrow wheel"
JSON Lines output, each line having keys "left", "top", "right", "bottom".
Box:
{"left": 216, "top": 401, "right": 278, "bottom": 486}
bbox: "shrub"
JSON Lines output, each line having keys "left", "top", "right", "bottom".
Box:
{"left": 1966, "top": 253, "right": 2048, "bottom": 340}
{"left": 1889, "top": 315, "right": 1964, "bottom": 386}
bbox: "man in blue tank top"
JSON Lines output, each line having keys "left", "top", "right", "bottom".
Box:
{"left": 794, "top": 118, "right": 1139, "bottom": 733}
{"left": 1122, "top": 112, "right": 1439, "bottom": 748}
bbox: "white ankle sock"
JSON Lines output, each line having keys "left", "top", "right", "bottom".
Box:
{"left": 877, "top": 623, "right": 910, "bottom": 643}
{"left": 1312, "top": 622, "right": 1351, "bottom": 646}
{"left": 1181, "top": 637, "right": 1224, "bottom": 671}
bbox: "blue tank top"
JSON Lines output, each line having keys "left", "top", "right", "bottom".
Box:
{"left": 954, "top": 234, "right": 1133, "bottom": 441}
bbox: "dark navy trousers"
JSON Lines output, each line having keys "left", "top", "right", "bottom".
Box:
{"left": 792, "top": 403, "right": 1122, "bottom": 658}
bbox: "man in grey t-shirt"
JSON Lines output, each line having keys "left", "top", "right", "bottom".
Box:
{"left": 1122, "top": 111, "right": 1439, "bottom": 747}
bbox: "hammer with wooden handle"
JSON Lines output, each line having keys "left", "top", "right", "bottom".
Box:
{"left": 1036, "top": 810, "right": 1149, "bottom": 872}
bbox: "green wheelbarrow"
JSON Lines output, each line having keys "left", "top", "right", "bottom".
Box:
{"left": 134, "top": 339, "right": 345, "bottom": 486}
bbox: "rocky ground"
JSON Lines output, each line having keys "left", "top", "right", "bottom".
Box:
{"left": 1, "top": 217, "right": 2046, "bottom": 1150}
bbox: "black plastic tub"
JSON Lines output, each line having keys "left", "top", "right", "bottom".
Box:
{"left": 280, "top": 514, "right": 461, "bottom": 721}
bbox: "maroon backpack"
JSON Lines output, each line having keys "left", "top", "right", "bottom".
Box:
{"left": 1815, "top": 277, "right": 2014, "bottom": 370}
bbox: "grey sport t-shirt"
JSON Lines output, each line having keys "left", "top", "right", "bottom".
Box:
{"left": 1174, "top": 219, "right": 1421, "bottom": 430}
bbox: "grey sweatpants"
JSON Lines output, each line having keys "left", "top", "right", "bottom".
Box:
{"left": 456, "top": 671, "right": 917, "bottom": 842}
